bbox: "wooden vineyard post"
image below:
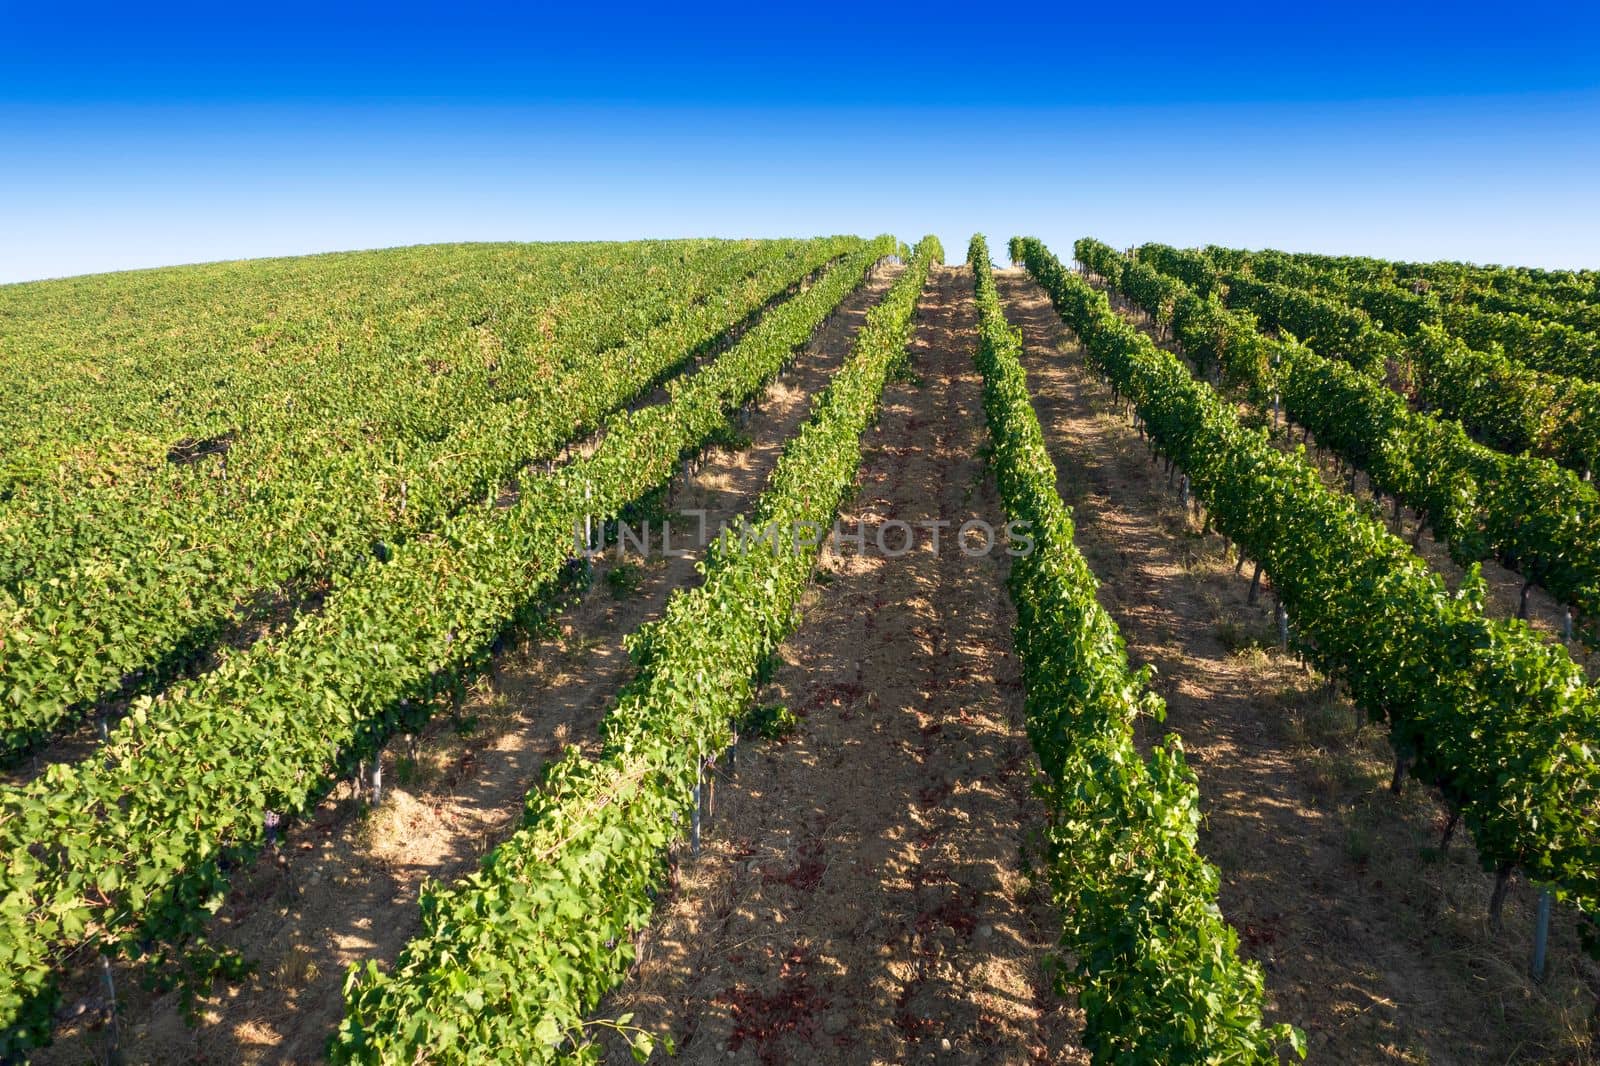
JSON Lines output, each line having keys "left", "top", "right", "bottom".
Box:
{"left": 1390, "top": 753, "right": 1409, "bottom": 794}
{"left": 1438, "top": 808, "right": 1461, "bottom": 852}
{"left": 101, "top": 955, "right": 121, "bottom": 1065}
{"left": 1490, "top": 864, "right": 1515, "bottom": 929}
{"left": 1531, "top": 889, "right": 1553, "bottom": 983}
{"left": 691, "top": 766, "right": 702, "bottom": 859}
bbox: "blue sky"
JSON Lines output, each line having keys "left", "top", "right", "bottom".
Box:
{"left": 3, "top": 1, "right": 1599, "bottom": 282}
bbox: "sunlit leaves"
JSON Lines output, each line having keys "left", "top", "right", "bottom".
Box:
{"left": 972, "top": 236, "right": 1301, "bottom": 1063}
{"left": 327, "top": 237, "right": 940, "bottom": 1064}
{"left": 1024, "top": 237, "right": 1600, "bottom": 973}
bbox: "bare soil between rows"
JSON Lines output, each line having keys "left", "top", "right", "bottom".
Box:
{"left": 37, "top": 262, "right": 903, "bottom": 1066}
{"left": 997, "top": 267, "right": 1598, "bottom": 1065}
{"left": 593, "top": 266, "right": 1084, "bottom": 1065}
{"left": 42, "top": 260, "right": 1599, "bottom": 1066}
{"left": 1104, "top": 281, "right": 1598, "bottom": 677}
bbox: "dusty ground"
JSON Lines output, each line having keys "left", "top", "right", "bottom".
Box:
{"left": 592, "top": 266, "right": 1084, "bottom": 1065}
{"left": 38, "top": 261, "right": 1598, "bottom": 1065}
{"left": 997, "top": 267, "right": 1598, "bottom": 1064}
{"left": 37, "top": 262, "right": 903, "bottom": 1066}
{"left": 2, "top": 259, "right": 835, "bottom": 792}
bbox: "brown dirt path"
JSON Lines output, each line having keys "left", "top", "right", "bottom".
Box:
{"left": 995, "top": 267, "right": 1598, "bottom": 1064}
{"left": 38, "top": 263, "right": 904, "bottom": 1066}
{"left": 592, "top": 265, "right": 1084, "bottom": 1065}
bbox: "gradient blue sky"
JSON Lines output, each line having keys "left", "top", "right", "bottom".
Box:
{"left": 3, "top": 1, "right": 1599, "bottom": 282}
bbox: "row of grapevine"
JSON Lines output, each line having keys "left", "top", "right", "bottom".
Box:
{"left": 1203, "top": 245, "right": 1600, "bottom": 327}
{"left": 1220, "top": 249, "right": 1600, "bottom": 428}
{"left": 1465, "top": 285, "right": 1600, "bottom": 333}
{"left": 0, "top": 237, "right": 899, "bottom": 1054}
{"left": 0, "top": 239, "right": 784, "bottom": 593}
{"left": 1216, "top": 248, "right": 1600, "bottom": 383}
{"left": 1139, "top": 245, "right": 1600, "bottom": 475}
{"left": 967, "top": 236, "right": 1301, "bottom": 1062}
{"left": 0, "top": 240, "right": 859, "bottom": 756}
{"left": 1438, "top": 302, "right": 1600, "bottom": 383}
{"left": 328, "top": 237, "right": 942, "bottom": 1064}
{"left": 1095, "top": 238, "right": 1600, "bottom": 644}
{"left": 1099, "top": 241, "right": 1399, "bottom": 381}
{"left": 0, "top": 241, "right": 738, "bottom": 500}
{"left": 1017, "top": 237, "right": 1600, "bottom": 964}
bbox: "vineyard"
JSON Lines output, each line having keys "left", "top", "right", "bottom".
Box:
{"left": 2, "top": 233, "right": 1598, "bottom": 1064}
